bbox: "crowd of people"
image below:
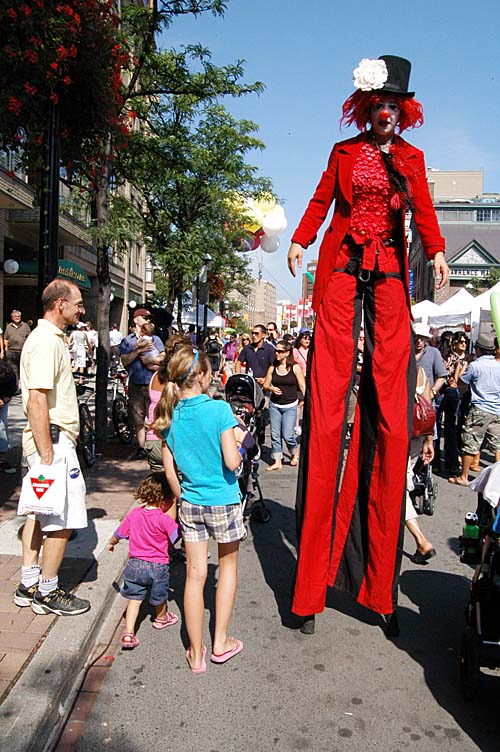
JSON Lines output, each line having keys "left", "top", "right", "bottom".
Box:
{"left": 4, "top": 268, "right": 500, "bottom": 673}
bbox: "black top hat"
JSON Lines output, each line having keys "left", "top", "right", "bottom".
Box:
{"left": 378, "top": 55, "right": 414, "bottom": 97}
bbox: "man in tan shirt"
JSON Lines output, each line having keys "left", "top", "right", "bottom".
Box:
{"left": 15, "top": 279, "right": 90, "bottom": 617}
{"left": 4, "top": 309, "right": 31, "bottom": 387}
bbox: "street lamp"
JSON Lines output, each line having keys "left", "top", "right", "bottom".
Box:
{"left": 195, "top": 253, "right": 212, "bottom": 345}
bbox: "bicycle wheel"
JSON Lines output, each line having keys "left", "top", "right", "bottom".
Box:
{"left": 79, "top": 403, "right": 96, "bottom": 467}
{"left": 112, "top": 396, "right": 133, "bottom": 444}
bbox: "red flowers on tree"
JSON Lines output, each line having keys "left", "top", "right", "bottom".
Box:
{"left": 0, "top": 0, "right": 132, "bottom": 172}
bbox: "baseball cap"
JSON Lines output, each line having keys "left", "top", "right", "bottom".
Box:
{"left": 412, "top": 323, "right": 431, "bottom": 339}
{"left": 133, "top": 308, "right": 151, "bottom": 319}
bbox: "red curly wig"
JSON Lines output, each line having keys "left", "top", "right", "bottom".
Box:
{"left": 341, "top": 90, "right": 424, "bottom": 133}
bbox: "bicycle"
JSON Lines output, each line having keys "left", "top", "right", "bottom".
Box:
{"left": 109, "top": 368, "right": 133, "bottom": 444}
{"left": 75, "top": 382, "right": 96, "bottom": 467}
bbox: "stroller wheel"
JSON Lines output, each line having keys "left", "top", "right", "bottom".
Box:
{"left": 460, "top": 625, "right": 481, "bottom": 700}
{"left": 251, "top": 501, "right": 271, "bottom": 523}
{"left": 412, "top": 492, "right": 424, "bottom": 515}
{"left": 423, "top": 493, "right": 435, "bottom": 516}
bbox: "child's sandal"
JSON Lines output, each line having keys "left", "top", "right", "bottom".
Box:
{"left": 153, "top": 612, "right": 179, "bottom": 629}
{"left": 121, "top": 633, "right": 140, "bottom": 649}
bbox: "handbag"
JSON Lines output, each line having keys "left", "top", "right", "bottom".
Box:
{"left": 412, "top": 393, "right": 436, "bottom": 437}
{"left": 18, "top": 457, "right": 67, "bottom": 517}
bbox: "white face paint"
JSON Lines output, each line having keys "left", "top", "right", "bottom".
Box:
{"left": 370, "top": 98, "right": 400, "bottom": 143}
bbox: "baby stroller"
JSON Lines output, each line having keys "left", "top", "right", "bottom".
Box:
{"left": 460, "top": 491, "right": 500, "bottom": 698}
{"left": 225, "top": 374, "right": 270, "bottom": 523}
{"left": 410, "top": 456, "right": 438, "bottom": 516}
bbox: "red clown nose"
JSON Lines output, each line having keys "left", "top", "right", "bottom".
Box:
{"left": 380, "top": 109, "right": 390, "bottom": 120}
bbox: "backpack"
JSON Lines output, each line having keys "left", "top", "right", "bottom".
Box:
{"left": 206, "top": 337, "right": 221, "bottom": 354}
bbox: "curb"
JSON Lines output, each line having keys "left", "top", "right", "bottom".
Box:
{"left": 0, "top": 539, "right": 129, "bottom": 752}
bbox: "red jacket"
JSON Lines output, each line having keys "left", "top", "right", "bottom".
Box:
{"left": 291, "top": 132, "right": 445, "bottom": 312}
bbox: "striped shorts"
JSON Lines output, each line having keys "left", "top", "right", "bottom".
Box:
{"left": 179, "top": 500, "right": 246, "bottom": 543}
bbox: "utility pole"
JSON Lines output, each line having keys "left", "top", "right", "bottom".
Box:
{"left": 37, "top": 101, "right": 60, "bottom": 308}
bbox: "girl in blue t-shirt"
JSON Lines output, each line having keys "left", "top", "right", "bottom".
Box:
{"left": 152, "top": 346, "right": 246, "bottom": 675}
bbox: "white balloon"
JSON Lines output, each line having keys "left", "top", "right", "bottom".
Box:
{"left": 261, "top": 206, "right": 288, "bottom": 237}
{"left": 260, "top": 235, "right": 280, "bottom": 253}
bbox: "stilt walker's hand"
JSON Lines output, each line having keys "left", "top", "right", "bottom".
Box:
{"left": 288, "top": 243, "right": 304, "bottom": 277}
{"left": 433, "top": 252, "right": 449, "bottom": 290}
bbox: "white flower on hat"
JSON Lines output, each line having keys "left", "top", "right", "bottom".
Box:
{"left": 352, "top": 58, "right": 388, "bottom": 92}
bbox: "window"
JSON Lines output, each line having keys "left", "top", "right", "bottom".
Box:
{"left": 476, "top": 208, "right": 500, "bottom": 222}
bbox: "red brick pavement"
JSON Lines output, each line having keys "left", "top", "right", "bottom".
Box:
{"left": 0, "top": 443, "right": 146, "bottom": 703}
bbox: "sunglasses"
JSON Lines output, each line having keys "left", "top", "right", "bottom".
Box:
{"left": 251, "top": 331, "right": 261, "bottom": 336}
{"left": 275, "top": 349, "right": 287, "bottom": 353}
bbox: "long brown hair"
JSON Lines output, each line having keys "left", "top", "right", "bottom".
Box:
{"left": 275, "top": 339, "right": 295, "bottom": 369}
{"left": 151, "top": 346, "right": 211, "bottom": 434}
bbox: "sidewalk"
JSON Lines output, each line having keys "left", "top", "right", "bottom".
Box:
{"left": 0, "top": 394, "right": 145, "bottom": 737}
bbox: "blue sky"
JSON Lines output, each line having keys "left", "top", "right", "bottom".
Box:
{"left": 164, "top": 0, "right": 500, "bottom": 301}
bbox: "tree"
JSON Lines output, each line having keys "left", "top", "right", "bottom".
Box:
{"left": 117, "top": 89, "right": 272, "bottom": 326}
{"left": 1, "top": 1, "right": 269, "bottom": 442}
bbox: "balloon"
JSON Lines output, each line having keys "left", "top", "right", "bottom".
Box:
{"left": 491, "top": 291, "right": 500, "bottom": 342}
{"left": 239, "top": 237, "right": 254, "bottom": 252}
{"left": 251, "top": 232, "right": 262, "bottom": 250}
{"left": 260, "top": 235, "right": 280, "bottom": 253}
{"left": 261, "top": 206, "right": 288, "bottom": 237}
{"left": 243, "top": 197, "right": 264, "bottom": 232}
{"left": 253, "top": 193, "right": 276, "bottom": 217}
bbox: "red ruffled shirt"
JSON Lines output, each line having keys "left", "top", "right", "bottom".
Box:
{"left": 349, "top": 142, "right": 398, "bottom": 239}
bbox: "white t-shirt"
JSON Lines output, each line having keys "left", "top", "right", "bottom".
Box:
{"left": 109, "top": 329, "right": 123, "bottom": 347}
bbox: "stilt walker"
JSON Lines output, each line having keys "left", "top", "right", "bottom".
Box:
{"left": 287, "top": 55, "right": 449, "bottom": 635}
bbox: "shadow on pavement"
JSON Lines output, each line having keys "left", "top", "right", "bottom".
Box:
{"left": 394, "top": 568, "right": 500, "bottom": 751}
{"left": 249, "top": 497, "right": 304, "bottom": 630}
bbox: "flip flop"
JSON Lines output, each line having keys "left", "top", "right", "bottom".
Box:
{"left": 153, "top": 612, "right": 179, "bottom": 629}
{"left": 410, "top": 548, "right": 436, "bottom": 565}
{"left": 121, "top": 633, "right": 140, "bottom": 649}
{"left": 448, "top": 476, "right": 469, "bottom": 486}
{"left": 265, "top": 465, "right": 282, "bottom": 472}
{"left": 186, "top": 645, "right": 207, "bottom": 675}
{"left": 211, "top": 638, "right": 243, "bottom": 664}
{"left": 290, "top": 456, "right": 299, "bottom": 467}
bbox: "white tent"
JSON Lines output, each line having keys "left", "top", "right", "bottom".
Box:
{"left": 411, "top": 299, "right": 439, "bottom": 323}
{"left": 180, "top": 304, "right": 218, "bottom": 326}
{"left": 473, "top": 280, "right": 500, "bottom": 311}
{"left": 435, "top": 287, "right": 475, "bottom": 314}
{"left": 427, "top": 288, "right": 475, "bottom": 332}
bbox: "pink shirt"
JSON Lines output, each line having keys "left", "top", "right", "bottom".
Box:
{"left": 146, "top": 376, "right": 162, "bottom": 441}
{"left": 115, "top": 506, "right": 179, "bottom": 564}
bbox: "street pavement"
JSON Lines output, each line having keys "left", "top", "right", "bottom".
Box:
{"left": 0, "top": 392, "right": 138, "bottom": 721}
{"left": 59, "top": 446, "right": 498, "bottom": 752}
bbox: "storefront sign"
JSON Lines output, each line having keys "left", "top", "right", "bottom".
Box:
{"left": 57, "top": 259, "right": 91, "bottom": 289}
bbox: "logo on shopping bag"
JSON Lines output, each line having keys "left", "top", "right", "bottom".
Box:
{"left": 31, "top": 474, "right": 55, "bottom": 500}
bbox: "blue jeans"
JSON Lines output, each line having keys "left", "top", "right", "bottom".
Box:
{"left": 0, "top": 403, "right": 9, "bottom": 454}
{"left": 121, "top": 558, "right": 170, "bottom": 605}
{"left": 269, "top": 401, "right": 297, "bottom": 459}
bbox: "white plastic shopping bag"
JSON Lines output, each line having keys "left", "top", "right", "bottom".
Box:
{"left": 18, "top": 456, "right": 67, "bottom": 517}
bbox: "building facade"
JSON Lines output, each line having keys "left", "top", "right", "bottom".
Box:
{"left": 0, "top": 162, "right": 149, "bottom": 331}
{"left": 244, "top": 278, "right": 276, "bottom": 331}
{"left": 409, "top": 169, "right": 500, "bottom": 304}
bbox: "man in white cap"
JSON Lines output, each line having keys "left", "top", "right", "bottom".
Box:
{"left": 449, "top": 335, "right": 500, "bottom": 486}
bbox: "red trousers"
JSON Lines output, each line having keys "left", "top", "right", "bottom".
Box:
{"left": 293, "top": 251, "right": 415, "bottom": 616}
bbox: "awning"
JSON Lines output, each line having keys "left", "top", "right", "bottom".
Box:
{"left": 57, "top": 259, "right": 91, "bottom": 289}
